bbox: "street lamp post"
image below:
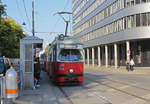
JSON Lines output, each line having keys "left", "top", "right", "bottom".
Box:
{"left": 32, "top": 0, "right": 35, "bottom": 36}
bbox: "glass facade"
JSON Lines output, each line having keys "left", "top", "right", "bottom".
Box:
{"left": 73, "top": 0, "right": 150, "bottom": 36}
{"left": 79, "top": 12, "right": 150, "bottom": 43}
{"left": 73, "top": 0, "right": 106, "bottom": 27}
{"left": 131, "top": 40, "right": 150, "bottom": 67}
{"left": 73, "top": 0, "right": 150, "bottom": 67}
{"left": 136, "top": 14, "right": 140, "bottom": 27}
{"left": 141, "top": 13, "right": 147, "bottom": 26}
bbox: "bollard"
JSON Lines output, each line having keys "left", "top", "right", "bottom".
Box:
{"left": 1, "top": 77, "right": 5, "bottom": 104}
{"left": 5, "top": 66, "right": 18, "bottom": 98}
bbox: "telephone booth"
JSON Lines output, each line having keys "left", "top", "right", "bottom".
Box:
{"left": 20, "top": 36, "right": 43, "bottom": 89}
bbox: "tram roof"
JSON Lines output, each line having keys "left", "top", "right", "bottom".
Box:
{"left": 54, "top": 36, "right": 83, "bottom": 45}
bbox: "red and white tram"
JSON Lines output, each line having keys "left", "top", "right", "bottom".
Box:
{"left": 47, "top": 34, "right": 84, "bottom": 84}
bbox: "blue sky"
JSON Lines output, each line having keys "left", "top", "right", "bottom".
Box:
{"left": 2, "top": 0, "right": 72, "bottom": 48}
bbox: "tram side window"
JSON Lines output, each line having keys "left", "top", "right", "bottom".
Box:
{"left": 49, "top": 54, "right": 52, "bottom": 61}
{"left": 59, "top": 49, "right": 83, "bottom": 61}
{"left": 53, "top": 50, "right": 55, "bottom": 61}
{"left": 53, "top": 46, "right": 57, "bottom": 62}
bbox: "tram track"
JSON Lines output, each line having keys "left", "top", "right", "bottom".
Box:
{"left": 48, "top": 76, "right": 74, "bottom": 104}
{"left": 57, "top": 86, "right": 74, "bottom": 104}
{"left": 85, "top": 76, "right": 150, "bottom": 102}
{"left": 80, "top": 84, "right": 112, "bottom": 104}
{"left": 105, "top": 78, "right": 150, "bottom": 92}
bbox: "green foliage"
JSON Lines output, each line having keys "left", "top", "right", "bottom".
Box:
{"left": 0, "top": 1, "right": 25, "bottom": 58}
{"left": 45, "top": 44, "right": 50, "bottom": 53}
{"left": 0, "top": 17, "right": 25, "bottom": 58}
{"left": 0, "top": 0, "right": 6, "bottom": 22}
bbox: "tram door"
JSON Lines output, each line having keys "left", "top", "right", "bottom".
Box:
{"left": 52, "top": 45, "right": 57, "bottom": 80}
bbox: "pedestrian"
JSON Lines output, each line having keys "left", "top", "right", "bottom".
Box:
{"left": 129, "top": 59, "right": 135, "bottom": 71}
{"left": 34, "top": 57, "right": 41, "bottom": 85}
{"left": 126, "top": 59, "right": 130, "bottom": 71}
{"left": 33, "top": 77, "right": 38, "bottom": 89}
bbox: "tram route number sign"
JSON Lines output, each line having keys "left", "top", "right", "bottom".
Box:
{"left": 127, "top": 50, "right": 131, "bottom": 55}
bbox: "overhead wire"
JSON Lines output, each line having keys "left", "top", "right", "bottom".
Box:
{"left": 50, "top": 0, "right": 70, "bottom": 33}
{"left": 15, "top": 0, "right": 25, "bottom": 22}
{"left": 15, "top": 0, "right": 31, "bottom": 34}
{"left": 6, "top": 15, "right": 32, "bottom": 34}
{"left": 22, "top": 0, "right": 31, "bottom": 30}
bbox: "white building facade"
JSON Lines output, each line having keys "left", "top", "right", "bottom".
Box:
{"left": 72, "top": 0, "right": 150, "bottom": 68}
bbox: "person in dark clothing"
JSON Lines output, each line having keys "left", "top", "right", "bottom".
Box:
{"left": 129, "top": 58, "right": 135, "bottom": 71}
{"left": 34, "top": 57, "right": 41, "bottom": 85}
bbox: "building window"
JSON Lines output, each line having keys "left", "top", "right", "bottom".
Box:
{"left": 126, "top": 0, "right": 130, "bottom": 7}
{"left": 124, "top": 17, "right": 126, "bottom": 29}
{"left": 136, "top": 14, "right": 140, "bottom": 26}
{"left": 108, "top": 6, "right": 111, "bottom": 16}
{"left": 131, "top": 15, "right": 136, "bottom": 27}
{"left": 127, "top": 16, "right": 131, "bottom": 28}
{"left": 131, "top": 0, "right": 135, "bottom": 6}
{"left": 104, "top": 9, "right": 107, "bottom": 18}
{"left": 141, "top": 13, "right": 147, "bottom": 26}
{"left": 141, "top": 0, "right": 146, "bottom": 3}
{"left": 148, "top": 12, "right": 150, "bottom": 25}
{"left": 136, "top": 0, "right": 140, "bottom": 4}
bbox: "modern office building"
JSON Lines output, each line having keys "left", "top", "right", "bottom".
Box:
{"left": 72, "top": 0, "right": 150, "bottom": 68}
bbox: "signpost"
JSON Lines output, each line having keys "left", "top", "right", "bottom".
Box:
{"left": 127, "top": 50, "right": 131, "bottom": 55}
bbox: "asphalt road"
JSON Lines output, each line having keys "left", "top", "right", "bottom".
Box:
{"left": 14, "top": 68, "right": 150, "bottom": 104}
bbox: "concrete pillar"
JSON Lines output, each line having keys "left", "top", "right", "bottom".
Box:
{"left": 126, "top": 41, "right": 130, "bottom": 61}
{"left": 87, "top": 48, "right": 89, "bottom": 66}
{"left": 105, "top": 45, "right": 108, "bottom": 68}
{"left": 98, "top": 46, "right": 101, "bottom": 66}
{"left": 92, "top": 47, "right": 95, "bottom": 66}
{"left": 83, "top": 49, "right": 85, "bottom": 64}
{"left": 114, "top": 43, "right": 118, "bottom": 69}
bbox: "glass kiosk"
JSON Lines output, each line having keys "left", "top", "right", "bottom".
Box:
{"left": 20, "top": 36, "right": 43, "bottom": 89}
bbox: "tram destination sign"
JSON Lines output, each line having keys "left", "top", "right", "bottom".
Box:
{"left": 59, "top": 44, "right": 83, "bottom": 49}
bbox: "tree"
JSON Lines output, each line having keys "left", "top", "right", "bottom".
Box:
{"left": 0, "top": 17, "right": 25, "bottom": 58}
{"left": 0, "top": 0, "right": 6, "bottom": 24}
{"left": 0, "top": 1, "right": 25, "bottom": 58}
{"left": 45, "top": 44, "right": 50, "bottom": 53}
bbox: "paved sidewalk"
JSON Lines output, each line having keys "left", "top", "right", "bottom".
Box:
{"left": 14, "top": 72, "right": 69, "bottom": 104}
{"left": 84, "top": 65, "right": 150, "bottom": 75}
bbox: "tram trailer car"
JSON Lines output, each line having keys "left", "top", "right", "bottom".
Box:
{"left": 40, "top": 53, "right": 47, "bottom": 72}
{"left": 48, "top": 35, "right": 84, "bottom": 84}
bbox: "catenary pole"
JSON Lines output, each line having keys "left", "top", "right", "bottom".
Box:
{"left": 32, "top": 0, "right": 35, "bottom": 36}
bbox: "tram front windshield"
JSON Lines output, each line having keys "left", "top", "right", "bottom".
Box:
{"left": 58, "top": 49, "right": 83, "bottom": 61}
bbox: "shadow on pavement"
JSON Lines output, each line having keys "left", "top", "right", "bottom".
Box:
{"left": 14, "top": 70, "right": 112, "bottom": 104}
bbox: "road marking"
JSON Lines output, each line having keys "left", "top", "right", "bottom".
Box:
{"left": 88, "top": 91, "right": 112, "bottom": 104}
{"left": 119, "top": 85, "right": 130, "bottom": 89}
{"left": 121, "top": 98, "right": 146, "bottom": 104}
{"left": 143, "top": 93, "right": 150, "bottom": 99}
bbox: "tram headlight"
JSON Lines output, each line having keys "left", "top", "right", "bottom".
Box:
{"left": 69, "top": 69, "right": 74, "bottom": 73}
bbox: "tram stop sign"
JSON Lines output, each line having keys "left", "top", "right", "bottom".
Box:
{"left": 127, "top": 50, "right": 131, "bottom": 55}
{"left": 35, "top": 48, "right": 41, "bottom": 57}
